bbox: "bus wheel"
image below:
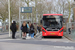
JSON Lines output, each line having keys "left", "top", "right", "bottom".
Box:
{"left": 42, "top": 36, "right": 44, "bottom": 38}
{"left": 59, "top": 36, "right": 62, "bottom": 38}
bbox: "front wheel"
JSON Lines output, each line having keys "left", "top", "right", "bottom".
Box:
{"left": 42, "top": 36, "right": 45, "bottom": 38}
{"left": 59, "top": 36, "right": 62, "bottom": 38}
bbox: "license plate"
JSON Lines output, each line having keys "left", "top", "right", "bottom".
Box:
{"left": 50, "top": 33, "right": 55, "bottom": 34}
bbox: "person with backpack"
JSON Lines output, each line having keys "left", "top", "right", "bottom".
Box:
{"left": 30, "top": 24, "right": 35, "bottom": 38}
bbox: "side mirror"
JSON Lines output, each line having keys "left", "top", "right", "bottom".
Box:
{"left": 40, "top": 20, "right": 42, "bottom": 24}
{"left": 60, "top": 16, "right": 63, "bottom": 22}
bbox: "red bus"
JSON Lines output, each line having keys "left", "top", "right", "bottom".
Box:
{"left": 41, "top": 14, "right": 63, "bottom": 38}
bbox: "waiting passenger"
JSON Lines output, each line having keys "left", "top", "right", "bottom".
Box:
{"left": 30, "top": 24, "right": 35, "bottom": 38}
{"left": 21, "top": 21, "right": 28, "bottom": 39}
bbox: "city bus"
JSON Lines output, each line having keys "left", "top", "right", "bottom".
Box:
{"left": 41, "top": 14, "right": 63, "bottom": 38}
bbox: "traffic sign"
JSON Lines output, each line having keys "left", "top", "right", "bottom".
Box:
{"left": 21, "top": 7, "right": 32, "bottom": 13}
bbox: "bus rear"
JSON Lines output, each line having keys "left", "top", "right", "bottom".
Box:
{"left": 42, "top": 14, "right": 63, "bottom": 37}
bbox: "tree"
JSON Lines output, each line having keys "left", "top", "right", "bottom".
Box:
{"left": 10, "top": 0, "right": 19, "bottom": 22}
{"left": 0, "top": 0, "right": 8, "bottom": 23}
{"left": 67, "top": 0, "right": 73, "bottom": 23}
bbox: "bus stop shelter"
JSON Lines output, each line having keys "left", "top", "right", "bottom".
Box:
{"left": 19, "top": 19, "right": 32, "bottom": 37}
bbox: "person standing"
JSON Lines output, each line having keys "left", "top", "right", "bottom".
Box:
{"left": 30, "top": 24, "right": 35, "bottom": 38}
{"left": 21, "top": 21, "right": 28, "bottom": 39}
{"left": 68, "top": 27, "right": 71, "bottom": 34}
{"left": 10, "top": 21, "right": 17, "bottom": 39}
{"left": 29, "top": 23, "right": 31, "bottom": 36}
{"left": 27, "top": 22, "right": 30, "bottom": 29}
{"left": 26, "top": 22, "right": 30, "bottom": 36}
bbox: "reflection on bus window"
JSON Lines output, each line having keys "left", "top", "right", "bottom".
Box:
{"left": 43, "top": 16, "right": 62, "bottom": 28}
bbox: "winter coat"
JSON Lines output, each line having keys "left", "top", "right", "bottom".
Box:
{"left": 21, "top": 24, "right": 28, "bottom": 33}
{"left": 10, "top": 23, "right": 17, "bottom": 32}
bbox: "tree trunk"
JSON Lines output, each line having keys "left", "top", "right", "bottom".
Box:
{"left": 68, "top": 1, "right": 71, "bottom": 23}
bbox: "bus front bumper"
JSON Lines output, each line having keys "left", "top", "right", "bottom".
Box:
{"left": 42, "top": 31, "right": 63, "bottom": 36}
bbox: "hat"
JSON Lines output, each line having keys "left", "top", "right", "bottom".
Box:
{"left": 13, "top": 21, "right": 16, "bottom": 24}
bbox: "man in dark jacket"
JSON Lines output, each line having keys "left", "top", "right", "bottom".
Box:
{"left": 10, "top": 21, "right": 17, "bottom": 39}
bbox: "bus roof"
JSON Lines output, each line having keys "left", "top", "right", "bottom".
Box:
{"left": 43, "top": 14, "right": 63, "bottom": 16}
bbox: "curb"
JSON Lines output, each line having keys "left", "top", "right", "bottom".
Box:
{"left": 63, "top": 35, "right": 73, "bottom": 41}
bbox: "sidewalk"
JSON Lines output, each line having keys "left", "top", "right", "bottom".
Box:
{"left": 0, "top": 31, "right": 33, "bottom": 39}
{"left": 0, "top": 31, "right": 20, "bottom": 39}
{"left": 64, "top": 30, "right": 75, "bottom": 41}
{"left": 0, "top": 32, "right": 9, "bottom": 39}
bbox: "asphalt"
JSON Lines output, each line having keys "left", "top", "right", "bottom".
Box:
{"left": 0, "top": 39, "right": 75, "bottom": 47}
{"left": 0, "top": 31, "right": 75, "bottom": 50}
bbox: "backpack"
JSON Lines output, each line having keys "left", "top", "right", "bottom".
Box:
{"left": 30, "top": 27, "right": 34, "bottom": 31}
{"left": 20, "top": 26, "right": 23, "bottom": 30}
{"left": 27, "top": 24, "right": 29, "bottom": 28}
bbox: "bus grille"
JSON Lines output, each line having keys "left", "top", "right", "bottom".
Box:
{"left": 47, "top": 29, "right": 59, "bottom": 31}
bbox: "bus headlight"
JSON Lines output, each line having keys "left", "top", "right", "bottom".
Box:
{"left": 60, "top": 29, "right": 63, "bottom": 32}
{"left": 42, "top": 29, "right": 46, "bottom": 32}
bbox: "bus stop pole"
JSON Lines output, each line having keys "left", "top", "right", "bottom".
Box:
{"left": 19, "top": 0, "right": 21, "bottom": 37}
{"left": 8, "top": 0, "right": 11, "bottom": 37}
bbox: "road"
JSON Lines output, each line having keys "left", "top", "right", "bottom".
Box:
{"left": 0, "top": 32, "right": 75, "bottom": 50}
{"left": 0, "top": 36, "right": 75, "bottom": 50}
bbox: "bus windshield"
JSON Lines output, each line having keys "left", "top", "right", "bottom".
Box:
{"left": 43, "top": 15, "right": 62, "bottom": 28}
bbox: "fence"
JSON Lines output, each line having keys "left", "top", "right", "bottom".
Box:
{"left": 66, "top": 22, "right": 75, "bottom": 34}
{"left": 64, "top": 22, "right": 75, "bottom": 41}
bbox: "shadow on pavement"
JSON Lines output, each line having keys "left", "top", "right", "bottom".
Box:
{"left": 43, "top": 36, "right": 63, "bottom": 39}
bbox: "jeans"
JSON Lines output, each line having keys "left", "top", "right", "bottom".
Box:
{"left": 31, "top": 33, "right": 34, "bottom": 38}
{"left": 29, "top": 30, "right": 31, "bottom": 36}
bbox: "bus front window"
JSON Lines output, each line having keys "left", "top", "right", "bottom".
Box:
{"left": 43, "top": 20, "right": 61, "bottom": 28}
{"left": 43, "top": 16, "right": 62, "bottom": 28}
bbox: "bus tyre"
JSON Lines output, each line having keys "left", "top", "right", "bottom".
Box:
{"left": 59, "top": 36, "right": 62, "bottom": 38}
{"left": 42, "top": 36, "right": 44, "bottom": 38}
